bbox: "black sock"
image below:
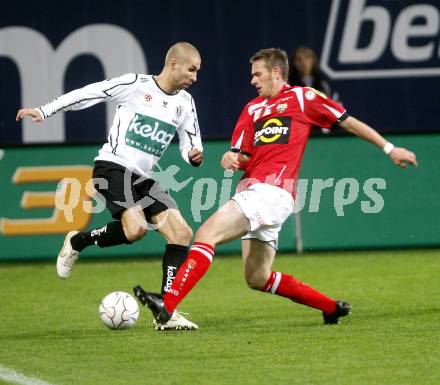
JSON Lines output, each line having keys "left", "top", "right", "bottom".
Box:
{"left": 70, "top": 221, "right": 130, "bottom": 252}
{"left": 161, "top": 244, "right": 189, "bottom": 294}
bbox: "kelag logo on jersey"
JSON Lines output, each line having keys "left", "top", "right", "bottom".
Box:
{"left": 125, "top": 113, "right": 176, "bottom": 157}
{"left": 254, "top": 117, "right": 291, "bottom": 146}
{"left": 321, "top": 0, "right": 440, "bottom": 79}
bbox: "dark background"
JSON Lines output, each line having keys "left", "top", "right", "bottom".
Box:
{"left": 1, "top": 0, "right": 439, "bottom": 145}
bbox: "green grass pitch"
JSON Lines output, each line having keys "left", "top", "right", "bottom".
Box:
{"left": 0, "top": 249, "right": 439, "bottom": 385}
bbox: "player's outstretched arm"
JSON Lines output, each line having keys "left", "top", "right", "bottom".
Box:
{"left": 16, "top": 108, "right": 43, "bottom": 122}
{"left": 340, "top": 116, "right": 417, "bottom": 168}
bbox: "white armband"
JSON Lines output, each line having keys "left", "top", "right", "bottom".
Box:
{"left": 383, "top": 142, "right": 394, "bottom": 155}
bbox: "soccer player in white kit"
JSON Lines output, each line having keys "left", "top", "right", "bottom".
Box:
{"left": 16, "top": 42, "right": 203, "bottom": 331}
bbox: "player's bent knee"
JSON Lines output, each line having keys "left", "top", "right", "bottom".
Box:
{"left": 124, "top": 223, "right": 148, "bottom": 242}
{"left": 245, "top": 273, "right": 267, "bottom": 291}
{"left": 246, "top": 278, "right": 264, "bottom": 291}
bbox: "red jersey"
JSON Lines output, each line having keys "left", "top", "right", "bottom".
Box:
{"left": 230, "top": 85, "right": 347, "bottom": 196}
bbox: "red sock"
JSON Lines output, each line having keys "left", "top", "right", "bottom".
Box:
{"left": 163, "top": 242, "right": 214, "bottom": 313}
{"left": 262, "top": 272, "right": 336, "bottom": 314}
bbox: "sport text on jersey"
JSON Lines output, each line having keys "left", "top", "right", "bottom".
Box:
{"left": 254, "top": 117, "right": 292, "bottom": 146}
{"left": 125, "top": 113, "right": 176, "bottom": 157}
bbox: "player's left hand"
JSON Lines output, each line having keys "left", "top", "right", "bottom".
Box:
{"left": 390, "top": 147, "right": 418, "bottom": 168}
{"left": 188, "top": 148, "right": 203, "bottom": 166}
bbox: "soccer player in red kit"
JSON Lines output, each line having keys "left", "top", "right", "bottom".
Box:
{"left": 134, "top": 48, "right": 417, "bottom": 326}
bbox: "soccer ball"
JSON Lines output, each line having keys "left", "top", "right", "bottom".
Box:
{"left": 99, "top": 291, "right": 139, "bottom": 330}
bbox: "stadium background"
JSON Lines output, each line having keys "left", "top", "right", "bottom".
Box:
{"left": 1, "top": 0, "right": 439, "bottom": 260}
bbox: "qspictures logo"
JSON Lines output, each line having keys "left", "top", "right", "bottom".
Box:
{"left": 321, "top": 0, "right": 440, "bottom": 79}
{"left": 254, "top": 117, "right": 292, "bottom": 146}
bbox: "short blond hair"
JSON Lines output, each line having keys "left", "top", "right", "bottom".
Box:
{"left": 250, "top": 48, "right": 289, "bottom": 81}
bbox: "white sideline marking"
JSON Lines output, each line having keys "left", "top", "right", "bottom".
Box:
{"left": 0, "top": 364, "right": 55, "bottom": 385}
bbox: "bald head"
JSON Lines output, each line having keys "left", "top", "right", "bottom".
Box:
{"left": 158, "top": 42, "right": 201, "bottom": 92}
{"left": 165, "top": 42, "right": 200, "bottom": 65}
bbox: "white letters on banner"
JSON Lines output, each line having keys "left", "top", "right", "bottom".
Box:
{"left": 321, "top": 0, "right": 440, "bottom": 79}
{"left": 0, "top": 24, "right": 147, "bottom": 143}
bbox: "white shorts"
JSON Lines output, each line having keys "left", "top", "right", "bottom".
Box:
{"left": 231, "top": 183, "right": 294, "bottom": 249}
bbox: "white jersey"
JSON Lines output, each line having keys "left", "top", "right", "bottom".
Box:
{"left": 36, "top": 73, "right": 203, "bottom": 177}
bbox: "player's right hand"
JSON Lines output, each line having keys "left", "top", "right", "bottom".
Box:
{"left": 16, "top": 108, "right": 43, "bottom": 122}
{"left": 221, "top": 151, "right": 241, "bottom": 171}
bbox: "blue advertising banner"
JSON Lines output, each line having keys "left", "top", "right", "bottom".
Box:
{"left": 1, "top": 0, "right": 439, "bottom": 145}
